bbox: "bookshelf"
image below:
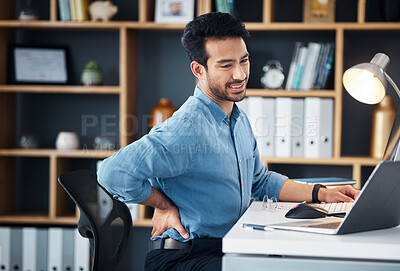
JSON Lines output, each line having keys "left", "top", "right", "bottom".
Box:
{"left": 0, "top": 0, "right": 398, "bottom": 226}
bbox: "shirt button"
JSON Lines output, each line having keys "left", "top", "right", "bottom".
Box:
{"left": 239, "top": 159, "right": 242, "bottom": 163}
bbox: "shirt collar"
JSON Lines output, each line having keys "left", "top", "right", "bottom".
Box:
{"left": 194, "top": 86, "right": 230, "bottom": 124}
{"left": 231, "top": 103, "right": 241, "bottom": 123}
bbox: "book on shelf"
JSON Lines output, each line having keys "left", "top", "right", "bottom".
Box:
{"left": 291, "top": 46, "right": 308, "bottom": 90}
{"left": 227, "top": 0, "right": 236, "bottom": 15}
{"left": 299, "top": 42, "right": 321, "bottom": 90}
{"left": 58, "top": 0, "right": 71, "bottom": 21}
{"left": 315, "top": 43, "right": 335, "bottom": 90}
{"left": 285, "top": 42, "right": 303, "bottom": 90}
{"left": 69, "top": 0, "right": 76, "bottom": 21}
{"left": 292, "top": 177, "right": 356, "bottom": 186}
{"left": 216, "top": 0, "right": 235, "bottom": 14}
{"left": 74, "top": 0, "right": 89, "bottom": 21}
{"left": 311, "top": 43, "right": 327, "bottom": 88}
{"left": 288, "top": 41, "right": 335, "bottom": 90}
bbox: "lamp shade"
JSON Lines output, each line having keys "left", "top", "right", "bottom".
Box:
{"left": 343, "top": 53, "right": 390, "bottom": 105}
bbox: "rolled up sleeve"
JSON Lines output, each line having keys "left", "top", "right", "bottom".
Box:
{"left": 97, "top": 116, "right": 198, "bottom": 204}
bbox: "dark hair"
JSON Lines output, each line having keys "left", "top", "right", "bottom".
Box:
{"left": 181, "top": 12, "right": 250, "bottom": 69}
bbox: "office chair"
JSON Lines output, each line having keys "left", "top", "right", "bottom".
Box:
{"left": 58, "top": 170, "right": 132, "bottom": 271}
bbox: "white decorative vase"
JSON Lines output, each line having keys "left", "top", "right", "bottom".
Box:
{"left": 56, "top": 132, "right": 80, "bottom": 150}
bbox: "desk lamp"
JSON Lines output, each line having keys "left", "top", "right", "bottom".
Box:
{"left": 343, "top": 53, "right": 400, "bottom": 161}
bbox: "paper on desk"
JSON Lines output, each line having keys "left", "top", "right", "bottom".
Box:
{"left": 238, "top": 201, "right": 318, "bottom": 227}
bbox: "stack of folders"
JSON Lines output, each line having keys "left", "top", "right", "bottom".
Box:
{"left": 0, "top": 227, "right": 90, "bottom": 271}
{"left": 58, "top": 0, "right": 90, "bottom": 21}
{"left": 237, "top": 97, "right": 333, "bottom": 158}
{"left": 286, "top": 41, "right": 335, "bottom": 90}
{"left": 292, "top": 177, "right": 357, "bottom": 187}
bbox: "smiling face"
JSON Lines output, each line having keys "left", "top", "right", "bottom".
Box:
{"left": 191, "top": 37, "right": 250, "bottom": 114}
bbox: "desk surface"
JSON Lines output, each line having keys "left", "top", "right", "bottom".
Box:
{"left": 223, "top": 202, "right": 400, "bottom": 262}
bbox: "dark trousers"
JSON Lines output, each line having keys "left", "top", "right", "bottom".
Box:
{"left": 144, "top": 238, "right": 223, "bottom": 271}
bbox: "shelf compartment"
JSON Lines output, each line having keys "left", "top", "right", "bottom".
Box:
{"left": 227, "top": 0, "right": 264, "bottom": 23}
{"left": 15, "top": 93, "right": 120, "bottom": 149}
{"left": 0, "top": 93, "right": 15, "bottom": 148}
{"left": 15, "top": 157, "right": 50, "bottom": 216}
{"left": 51, "top": 157, "right": 114, "bottom": 219}
{"left": 0, "top": 85, "right": 121, "bottom": 94}
{"left": 273, "top": 0, "right": 359, "bottom": 23}
{"left": 0, "top": 156, "right": 51, "bottom": 218}
{"left": 246, "top": 89, "right": 335, "bottom": 97}
{"left": 0, "top": 157, "right": 15, "bottom": 215}
{"left": 51, "top": 157, "right": 74, "bottom": 218}
{"left": 246, "top": 30, "right": 336, "bottom": 90}
{"left": 365, "top": 0, "right": 400, "bottom": 23}
{"left": 14, "top": 28, "right": 120, "bottom": 86}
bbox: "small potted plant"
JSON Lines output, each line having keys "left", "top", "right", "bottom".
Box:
{"left": 81, "top": 60, "right": 103, "bottom": 85}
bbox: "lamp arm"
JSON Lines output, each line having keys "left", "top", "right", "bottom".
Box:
{"left": 385, "top": 72, "right": 400, "bottom": 99}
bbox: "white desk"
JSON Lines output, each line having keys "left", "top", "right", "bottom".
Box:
{"left": 222, "top": 202, "right": 400, "bottom": 271}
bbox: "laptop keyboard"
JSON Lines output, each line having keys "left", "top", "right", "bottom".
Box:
{"left": 316, "top": 202, "right": 353, "bottom": 214}
{"left": 304, "top": 221, "right": 342, "bottom": 229}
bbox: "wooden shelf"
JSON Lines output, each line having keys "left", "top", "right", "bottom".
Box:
{"left": 0, "top": 20, "right": 400, "bottom": 31}
{"left": 0, "top": 214, "right": 153, "bottom": 227}
{"left": 0, "top": 20, "right": 123, "bottom": 29}
{"left": 263, "top": 156, "right": 381, "bottom": 166}
{"left": 0, "top": 20, "right": 186, "bottom": 30}
{"left": 0, "top": 215, "right": 78, "bottom": 224}
{"left": 0, "top": 85, "right": 121, "bottom": 94}
{"left": 246, "top": 89, "right": 335, "bottom": 98}
{"left": 245, "top": 22, "right": 400, "bottom": 31}
{"left": 0, "top": 148, "right": 116, "bottom": 158}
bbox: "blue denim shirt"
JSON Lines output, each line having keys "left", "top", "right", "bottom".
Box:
{"left": 98, "top": 87, "right": 288, "bottom": 241}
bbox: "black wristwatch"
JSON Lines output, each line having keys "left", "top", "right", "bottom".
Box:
{"left": 312, "top": 184, "right": 327, "bottom": 203}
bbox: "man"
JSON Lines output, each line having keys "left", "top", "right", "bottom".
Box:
{"left": 98, "top": 12, "right": 359, "bottom": 271}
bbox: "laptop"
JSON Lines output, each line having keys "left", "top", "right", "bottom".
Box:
{"left": 269, "top": 160, "right": 400, "bottom": 234}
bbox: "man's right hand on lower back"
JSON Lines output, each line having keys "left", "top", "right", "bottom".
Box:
{"left": 140, "top": 187, "right": 189, "bottom": 239}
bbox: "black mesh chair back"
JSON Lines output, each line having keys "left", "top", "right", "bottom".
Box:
{"left": 58, "top": 170, "right": 132, "bottom": 271}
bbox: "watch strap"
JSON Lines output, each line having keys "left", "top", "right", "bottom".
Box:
{"left": 312, "top": 184, "right": 327, "bottom": 203}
